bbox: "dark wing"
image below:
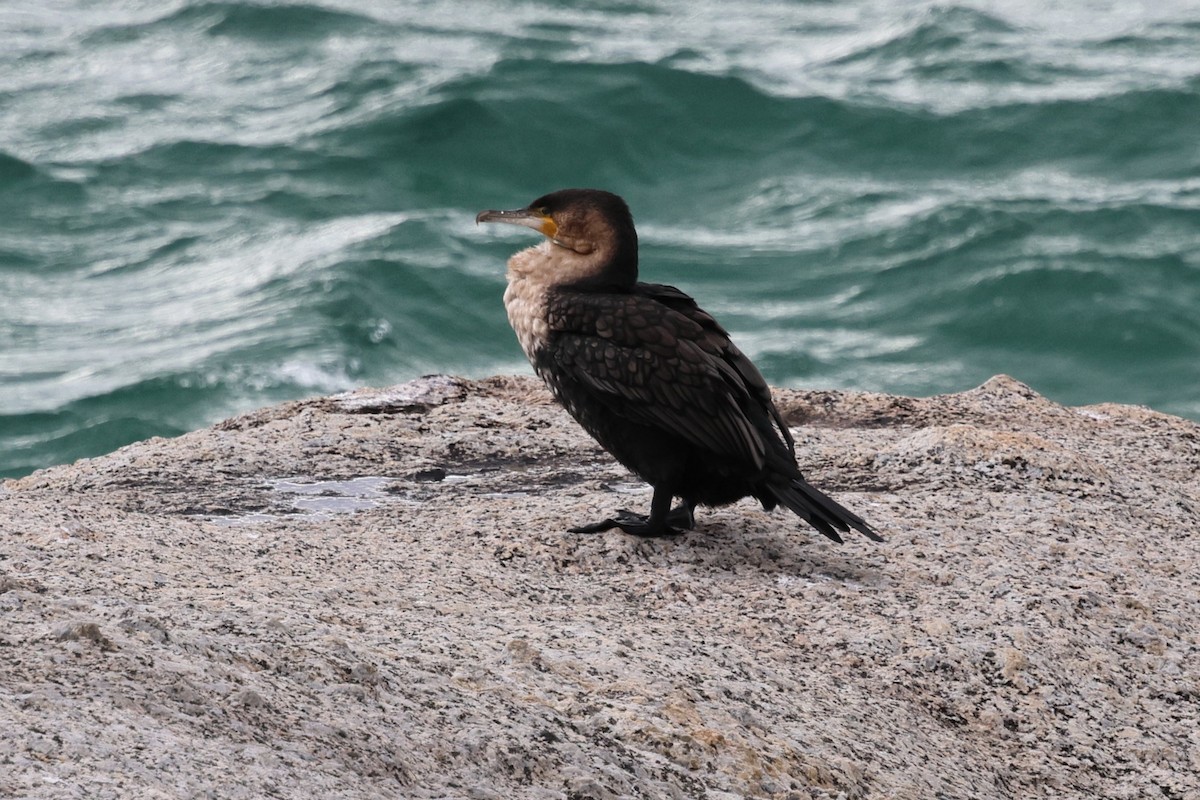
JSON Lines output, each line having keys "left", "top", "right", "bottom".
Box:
{"left": 636, "top": 283, "right": 796, "bottom": 456}
{"left": 634, "top": 286, "right": 880, "bottom": 543}
{"left": 544, "top": 285, "right": 793, "bottom": 473}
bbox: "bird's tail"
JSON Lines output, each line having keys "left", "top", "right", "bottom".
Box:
{"left": 766, "top": 477, "right": 882, "bottom": 544}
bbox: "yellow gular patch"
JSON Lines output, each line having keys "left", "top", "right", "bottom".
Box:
{"left": 539, "top": 216, "right": 558, "bottom": 237}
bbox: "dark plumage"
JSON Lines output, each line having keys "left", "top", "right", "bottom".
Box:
{"left": 476, "top": 188, "right": 880, "bottom": 542}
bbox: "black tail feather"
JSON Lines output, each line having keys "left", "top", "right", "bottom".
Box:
{"left": 767, "top": 478, "right": 882, "bottom": 544}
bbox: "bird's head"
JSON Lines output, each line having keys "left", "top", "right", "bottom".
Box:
{"left": 476, "top": 188, "right": 638, "bottom": 288}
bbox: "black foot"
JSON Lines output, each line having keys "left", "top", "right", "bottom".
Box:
{"left": 569, "top": 509, "right": 683, "bottom": 538}
{"left": 665, "top": 502, "right": 696, "bottom": 530}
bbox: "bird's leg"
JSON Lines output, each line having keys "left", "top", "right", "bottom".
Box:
{"left": 664, "top": 500, "right": 696, "bottom": 530}
{"left": 568, "top": 485, "right": 687, "bottom": 537}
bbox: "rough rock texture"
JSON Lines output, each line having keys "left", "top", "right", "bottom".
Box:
{"left": 1, "top": 374, "right": 1197, "bottom": 799}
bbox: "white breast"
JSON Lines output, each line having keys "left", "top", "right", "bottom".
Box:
{"left": 503, "top": 245, "right": 552, "bottom": 362}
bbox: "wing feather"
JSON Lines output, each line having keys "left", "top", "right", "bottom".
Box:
{"left": 637, "top": 283, "right": 796, "bottom": 456}
{"left": 544, "top": 287, "right": 786, "bottom": 471}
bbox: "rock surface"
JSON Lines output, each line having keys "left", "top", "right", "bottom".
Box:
{"left": 1, "top": 374, "right": 1197, "bottom": 799}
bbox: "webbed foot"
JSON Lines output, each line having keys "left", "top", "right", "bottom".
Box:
{"left": 569, "top": 509, "right": 682, "bottom": 537}
{"left": 568, "top": 500, "right": 696, "bottom": 538}
{"left": 664, "top": 502, "right": 696, "bottom": 530}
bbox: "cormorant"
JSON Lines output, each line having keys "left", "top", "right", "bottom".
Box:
{"left": 476, "top": 188, "right": 880, "bottom": 542}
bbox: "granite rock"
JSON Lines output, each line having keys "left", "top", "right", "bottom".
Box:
{"left": 1, "top": 375, "right": 1197, "bottom": 799}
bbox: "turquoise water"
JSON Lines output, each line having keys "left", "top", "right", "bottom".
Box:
{"left": 2, "top": 1, "right": 1198, "bottom": 478}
